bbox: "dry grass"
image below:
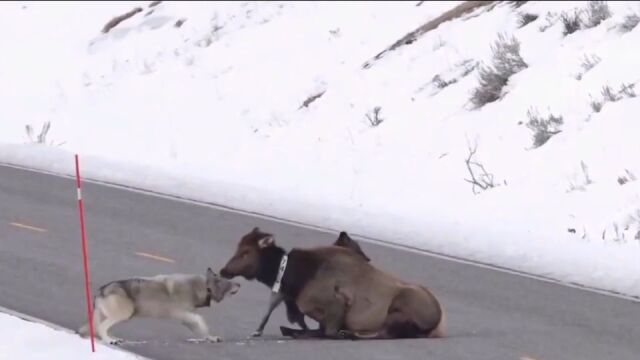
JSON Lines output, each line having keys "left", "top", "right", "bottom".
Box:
{"left": 102, "top": 7, "right": 143, "bottom": 34}
{"left": 175, "top": 18, "right": 187, "bottom": 28}
{"left": 298, "top": 91, "right": 326, "bottom": 110}
{"left": 363, "top": 1, "right": 495, "bottom": 69}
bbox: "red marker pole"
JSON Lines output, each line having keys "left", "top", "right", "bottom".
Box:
{"left": 75, "top": 154, "right": 96, "bottom": 352}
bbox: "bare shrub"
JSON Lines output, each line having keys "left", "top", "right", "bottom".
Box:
{"left": 25, "top": 122, "right": 50, "bottom": 144}
{"left": 561, "top": 10, "right": 582, "bottom": 36}
{"left": 581, "top": 53, "right": 601, "bottom": 72}
{"left": 464, "top": 140, "right": 499, "bottom": 194}
{"left": 491, "top": 33, "right": 528, "bottom": 76}
{"left": 585, "top": 1, "right": 611, "bottom": 28}
{"left": 539, "top": 11, "right": 559, "bottom": 32}
{"left": 432, "top": 74, "right": 457, "bottom": 89}
{"left": 471, "top": 65, "right": 507, "bottom": 106}
{"left": 24, "top": 121, "right": 64, "bottom": 146}
{"left": 618, "top": 12, "right": 640, "bottom": 33}
{"left": 102, "top": 7, "right": 143, "bottom": 34}
{"left": 590, "top": 83, "right": 637, "bottom": 114}
{"left": 575, "top": 53, "right": 601, "bottom": 80}
{"left": 470, "top": 33, "right": 528, "bottom": 108}
{"left": 196, "top": 15, "right": 223, "bottom": 48}
{"left": 365, "top": 106, "right": 384, "bottom": 127}
{"left": 590, "top": 97, "right": 603, "bottom": 113}
{"left": 517, "top": 12, "right": 539, "bottom": 28}
{"left": 567, "top": 161, "right": 593, "bottom": 193}
{"left": 601, "top": 85, "right": 622, "bottom": 102}
{"left": 424, "top": 60, "right": 477, "bottom": 96}
{"left": 618, "top": 169, "right": 637, "bottom": 185}
{"left": 526, "top": 108, "right": 563, "bottom": 148}
{"left": 510, "top": 1, "right": 528, "bottom": 9}
{"left": 619, "top": 83, "right": 637, "bottom": 98}
{"left": 459, "top": 59, "right": 479, "bottom": 77}
{"left": 175, "top": 18, "right": 186, "bottom": 28}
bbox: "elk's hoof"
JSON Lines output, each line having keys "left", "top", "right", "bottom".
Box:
{"left": 338, "top": 330, "right": 356, "bottom": 340}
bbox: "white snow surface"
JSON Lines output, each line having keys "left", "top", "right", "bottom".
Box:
{"left": 0, "top": 311, "right": 141, "bottom": 359}
{"left": 1, "top": 1, "right": 639, "bottom": 298}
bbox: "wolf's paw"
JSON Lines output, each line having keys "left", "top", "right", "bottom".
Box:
{"left": 250, "top": 330, "right": 263, "bottom": 338}
{"left": 207, "top": 335, "right": 222, "bottom": 343}
{"left": 108, "top": 338, "right": 124, "bottom": 345}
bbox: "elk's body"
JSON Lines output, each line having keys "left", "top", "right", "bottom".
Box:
{"left": 220, "top": 228, "right": 445, "bottom": 339}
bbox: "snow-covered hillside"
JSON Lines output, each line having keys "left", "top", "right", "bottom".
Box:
{"left": 1, "top": 1, "right": 639, "bottom": 297}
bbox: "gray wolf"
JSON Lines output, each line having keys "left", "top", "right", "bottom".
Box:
{"left": 77, "top": 268, "right": 240, "bottom": 344}
{"left": 220, "top": 227, "right": 445, "bottom": 340}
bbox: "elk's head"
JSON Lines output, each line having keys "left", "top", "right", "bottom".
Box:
{"left": 220, "top": 227, "right": 275, "bottom": 280}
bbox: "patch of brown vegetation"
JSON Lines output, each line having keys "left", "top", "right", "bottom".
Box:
{"left": 298, "top": 91, "right": 326, "bottom": 109}
{"left": 175, "top": 18, "right": 187, "bottom": 28}
{"left": 362, "top": 1, "right": 495, "bottom": 69}
{"left": 102, "top": 7, "right": 143, "bottom": 34}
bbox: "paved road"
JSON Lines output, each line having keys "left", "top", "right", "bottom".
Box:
{"left": 1, "top": 164, "right": 639, "bottom": 360}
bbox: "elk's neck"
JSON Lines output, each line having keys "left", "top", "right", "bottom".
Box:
{"left": 257, "top": 246, "right": 286, "bottom": 288}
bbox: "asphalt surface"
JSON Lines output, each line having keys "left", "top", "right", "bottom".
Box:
{"left": 1, "top": 164, "right": 639, "bottom": 360}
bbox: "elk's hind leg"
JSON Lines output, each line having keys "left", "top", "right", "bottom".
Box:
{"left": 378, "top": 287, "right": 442, "bottom": 339}
{"left": 291, "top": 284, "right": 349, "bottom": 340}
{"left": 284, "top": 298, "right": 309, "bottom": 330}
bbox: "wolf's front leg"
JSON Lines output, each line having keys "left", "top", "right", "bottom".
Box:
{"left": 178, "top": 312, "right": 222, "bottom": 342}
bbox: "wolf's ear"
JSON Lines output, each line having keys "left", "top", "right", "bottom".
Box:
{"left": 252, "top": 227, "right": 260, "bottom": 233}
{"left": 207, "top": 267, "right": 216, "bottom": 278}
{"left": 258, "top": 235, "right": 275, "bottom": 248}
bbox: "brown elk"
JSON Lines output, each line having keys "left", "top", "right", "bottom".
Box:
{"left": 236, "top": 230, "right": 371, "bottom": 337}
{"left": 220, "top": 227, "right": 446, "bottom": 339}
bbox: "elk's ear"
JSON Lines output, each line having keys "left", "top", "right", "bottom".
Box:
{"left": 258, "top": 235, "right": 275, "bottom": 248}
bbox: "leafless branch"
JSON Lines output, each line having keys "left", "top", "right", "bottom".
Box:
{"left": 365, "top": 106, "right": 384, "bottom": 127}
{"left": 464, "top": 140, "right": 499, "bottom": 194}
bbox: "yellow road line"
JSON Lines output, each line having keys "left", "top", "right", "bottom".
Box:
{"left": 9, "top": 222, "right": 47, "bottom": 233}
{"left": 135, "top": 252, "right": 176, "bottom": 263}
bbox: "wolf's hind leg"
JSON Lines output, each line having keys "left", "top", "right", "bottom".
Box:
{"left": 95, "top": 295, "right": 134, "bottom": 344}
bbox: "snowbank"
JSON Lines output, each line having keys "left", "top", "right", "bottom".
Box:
{"left": 1, "top": 1, "right": 639, "bottom": 298}
{"left": 0, "top": 310, "right": 142, "bottom": 359}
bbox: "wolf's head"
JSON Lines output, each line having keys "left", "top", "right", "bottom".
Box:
{"left": 206, "top": 267, "right": 240, "bottom": 303}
